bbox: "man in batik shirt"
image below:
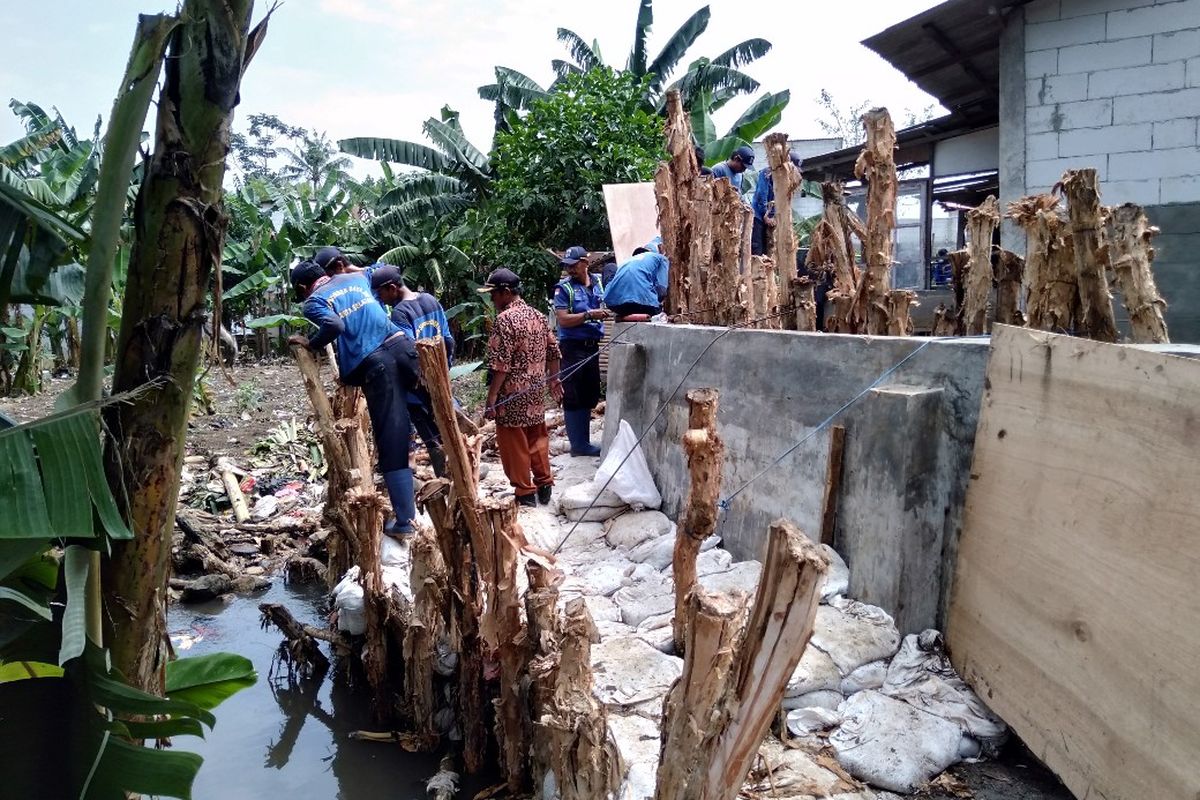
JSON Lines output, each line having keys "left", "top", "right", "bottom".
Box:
{"left": 480, "top": 268, "right": 563, "bottom": 507}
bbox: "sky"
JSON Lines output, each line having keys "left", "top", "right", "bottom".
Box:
{"left": 1, "top": 0, "right": 946, "bottom": 172}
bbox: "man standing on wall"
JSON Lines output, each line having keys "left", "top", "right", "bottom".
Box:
{"left": 289, "top": 247, "right": 419, "bottom": 537}
{"left": 752, "top": 149, "right": 803, "bottom": 256}
{"left": 369, "top": 263, "right": 454, "bottom": 478}
{"left": 553, "top": 246, "right": 607, "bottom": 457}
{"left": 481, "top": 268, "right": 563, "bottom": 507}
{"left": 711, "top": 144, "right": 755, "bottom": 192}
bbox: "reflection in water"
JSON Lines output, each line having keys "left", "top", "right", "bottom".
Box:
{"left": 169, "top": 579, "right": 487, "bottom": 800}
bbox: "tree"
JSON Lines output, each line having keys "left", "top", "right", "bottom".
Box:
{"left": 478, "top": 66, "right": 548, "bottom": 145}
{"left": 278, "top": 130, "right": 352, "bottom": 192}
{"left": 815, "top": 89, "right": 940, "bottom": 147}
{"left": 553, "top": 0, "right": 771, "bottom": 113}
{"left": 103, "top": 0, "right": 267, "bottom": 692}
{"left": 229, "top": 112, "right": 305, "bottom": 183}
{"left": 486, "top": 67, "right": 665, "bottom": 290}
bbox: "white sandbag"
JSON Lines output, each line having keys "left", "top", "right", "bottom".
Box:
{"left": 608, "top": 713, "right": 661, "bottom": 800}
{"left": 594, "top": 618, "right": 636, "bottom": 641}
{"left": 635, "top": 610, "right": 672, "bottom": 632}
{"left": 695, "top": 547, "right": 733, "bottom": 577}
{"left": 578, "top": 556, "right": 637, "bottom": 597}
{"left": 809, "top": 597, "right": 900, "bottom": 675}
{"left": 756, "top": 739, "right": 847, "bottom": 798}
{"left": 881, "top": 630, "right": 1008, "bottom": 756}
{"left": 841, "top": 660, "right": 888, "bottom": 695}
{"left": 786, "top": 706, "right": 842, "bottom": 736}
{"left": 786, "top": 645, "right": 843, "bottom": 697}
{"left": 831, "top": 690, "right": 963, "bottom": 793}
{"left": 613, "top": 572, "right": 675, "bottom": 628}
{"left": 555, "top": 522, "right": 610, "bottom": 565}
{"left": 333, "top": 567, "right": 366, "bottom": 635}
{"left": 819, "top": 544, "right": 850, "bottom": 600}
{"left": 595, "top": 419, "right": 662, "bottom": 510}
{"left": 380, "top": 534, "right": 409, "bottom": 568}
{"left": 381, "top": 564, "right": 414, "bottom": 603}
{"left": 582, "top": 594, "right": 623, "bottom": 624}
{"left": 591, "top": 636, "right": 682, "bottom": 707}
{"left": 698, "top": 559, "right": 762, "bottom": 596}
{"left": 560, "top": 479, "right": 628, "bottom": 522}
{"left": 781, "top": 689, "right": 844, "bottom": 712}
{"left": 605, "top": 510, "right": 671, "bottom": 551}
{"left": 627, "top": 532, "right": 676, "bottom": 570}
{"left": 634, "top": 625, "right": 675, "bottom": 655}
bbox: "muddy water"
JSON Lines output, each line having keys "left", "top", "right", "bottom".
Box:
{"left": 168, "top": 580, "right": 482, "bottom": 800}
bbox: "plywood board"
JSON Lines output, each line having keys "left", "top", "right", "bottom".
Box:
{"left": 602, "top": 182, "right": 659, "bottom": 265}
{"left": 947, "top": 325, "right": 1200, "bottom": 800}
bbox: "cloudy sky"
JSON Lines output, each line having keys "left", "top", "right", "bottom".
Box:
{"left": 2, "top": 0, "right": 944, "bottom": 168}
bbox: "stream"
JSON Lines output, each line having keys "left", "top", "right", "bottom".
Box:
{"left": 167, "top": 579, "right": 482, "bottom": 800}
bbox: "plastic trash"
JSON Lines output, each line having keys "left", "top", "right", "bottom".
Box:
{"left": 251, "top": 494, "right": 278, "bottom": 520}
{"left": 594, "top": 419, "right": 662, "bottom": 510}
{"left": 333, "top": 567, "right": 366, "bottom": 635}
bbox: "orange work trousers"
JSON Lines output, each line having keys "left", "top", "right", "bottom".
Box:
{"left": 495, "top": 422, "right": 553, "bottom": 498}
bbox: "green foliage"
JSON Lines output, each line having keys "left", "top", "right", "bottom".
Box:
{"left": 233, "top": 379, "right": 264, "bottom": 413}
{"left": 491, "top": 67, "right": 665, "bottom": 255}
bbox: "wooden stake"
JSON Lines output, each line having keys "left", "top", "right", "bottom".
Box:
{"left": 819, "top": 426, "right": 846, "bottom": 547}
{"left": 1107, "top": 203, "right": 1169, "bottom": 343}
{"left": 217, "top": 459, "right": 250, "bottom": 523}
{"left": 673, "top": 388, "right": 724, "bottom": 654}
{"left": 482, "top": 497, "right": 530, "bottom": 793}
{"left": 995, "top": 248, "right": 1027, "bottom": 327}
{"left": 404, "top": 526, "right": 447, "bottom": 743}
{"left": 947, "top": 249, "right": 971, "bottom": 335}
{"left": 962, "top": 196, "right": 1000, "bottom": 336}
{"left": 791, "top": 277, "right": 817, "bottom": 332}
{"left": 886, "top": 289, "right": 918, "bottom": 336}
{"left": 766, "top": 132, "right": 802, "bottom": 327}
{"left": 1060, "top": 169, "right": 1118, "bottom": 342}
{"left": 854, "top": 108, "right": 898, "bottom": 335}
{"left": 708, "top": 179, "right": 743, "bottom": 327}
{"left": 542, "top": 599, "right": 622, "bottom": 800}
{"left": 811, "top": 181, "right": 862, "bottom": 333}
{"left": 657, "top": 91, "right": 699, "bottom": 319}
{"left": 657, "top": 521, "right": 828, "bottom": 800}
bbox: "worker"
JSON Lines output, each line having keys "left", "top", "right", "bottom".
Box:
{"left": 289, "top": 247, "right": 419, "bottom": 537}
{"left": 602, "top": 238, "right": 669, "bottom": 319}
{"left": 553, "top": 246, "right": 607, "bottom": 458}
{"left": 710, "top": 144, "right": 755, "bottom": 192}
{"left": 369, "top": 264, "right": 453, "bottom": 478}
{"left": 752, "top": 149, "right": 803, "bottom": 256}
{"left": 480, "top": 268, "right": 563, "bottom": 507}
{"left": 694, "top": 144, "right": 712, "bottom": 177}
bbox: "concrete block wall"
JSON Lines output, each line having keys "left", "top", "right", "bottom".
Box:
{"left": 1022, "top": 0, "right": 1200, "bottom": 202}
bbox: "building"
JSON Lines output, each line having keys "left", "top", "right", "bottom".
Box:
{"left": 803, "top": 0, "right": 1200, "bottom": 341}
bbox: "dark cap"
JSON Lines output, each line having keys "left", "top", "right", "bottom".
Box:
{"left": 290, "top": 260, "right": 325, "bottom": 301}
{"left": 733, "top": 145, "right": 755, "bottom": 166}
{"left": 313, "top": 246, "right": 345, "bottom": 272}
{"left": 369, "top": 264, "right": 404, "bottom": 291}
{"left": 789, "top": 149, "right": 802, "bottom": 167}
{"left": 477, "top": 267, "right": 521, "bottom": 293}
{"left": 559, "top": 245, "right": 588, "bottom": 266}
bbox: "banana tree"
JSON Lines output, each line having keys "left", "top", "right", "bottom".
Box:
{"left": 477, "top": 66, "right": 548, "bottom": 144}
{"left": 552, "top": 0, "right": 771, "bottom": 113}
{"left": 691, "top": 87, "right": 790, "bottom": 167}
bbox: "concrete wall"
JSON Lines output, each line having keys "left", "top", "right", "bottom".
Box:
{"left": 1011, "top": 0, "right": 1200, "bottom": 342}
{"left": 603, "top": 323, "right": 992, "bottom": 635}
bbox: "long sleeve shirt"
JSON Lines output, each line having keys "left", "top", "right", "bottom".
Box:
{"left": 603, "top": 251, "right": 670, "bottom": 309}
{"left": 710, "top": 162, "right": 743, "bottom": 191}
{"left": 752, "top": 170, "right": 774, "bottom": 221}
{"left": 302, "top": 269, "right": 398, "bottom": 381}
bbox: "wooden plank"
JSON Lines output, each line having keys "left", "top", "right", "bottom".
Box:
{"left": 819, "top": 425, "right": 846, "bottom": 547}
{"left": 947, "top": 324, "right": 1200, "bottom": 800}
{"left": 602, "top": 182, "right": 660, "bottom": 265}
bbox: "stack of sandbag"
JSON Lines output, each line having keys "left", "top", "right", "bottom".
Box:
{"left": 331, "top": 536, "right": 415, "bottom": 636}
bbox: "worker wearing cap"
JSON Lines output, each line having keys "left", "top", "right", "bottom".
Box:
{"left": 369, "top": 264, "right": 454, "bottom": 478}
{"left": 752, "top": 149, "right": 803, "bottom": 256}
{"left": 289, "top": 246, "right": 419, "bottom": 537}
{"left": 553, "top": 246, "right": 607, "bottom": 457}
{"left": 710, "top": 144, "right": 755, "bottom": 192}
{"left": 480, "top": 268, "right": 563, "bottom": 507}
{"left": 603, "top": 237, "right": 669, "bottom": 319}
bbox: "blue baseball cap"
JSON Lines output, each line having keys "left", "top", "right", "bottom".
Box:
{"left": 559, "top": 245, "right": 588, "bottom": 266}
{"left": 733, "top": 145, "right": 755, "bottom": 166}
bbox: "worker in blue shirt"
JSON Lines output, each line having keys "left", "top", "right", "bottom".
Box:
{"left": 710, "top": 145, "right": 755, "bottom": 192}
{"left": 288, "top": 246, "right": 418, "bottom": 538}
{"left": 603, "top": 238, "right": 669, "bottom": 319}
{"left": 553, "top": 245, "right": 608, "bottom": 457}
{"left": 370, "top": 264, "right": 453, "bottom": 478}
{"left": 752, "top": 149, "right": 802, "bottom": 256}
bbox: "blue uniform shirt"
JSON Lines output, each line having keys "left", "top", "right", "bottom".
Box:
{"left": 390, "top": 293, "right": 455, "bottom": 363}
{"left": 711, "top": 162, "right": 743, "bottom": 191}
{"left": 303, "top": 268, "right": 399, "bottom": 380}
{"left": 603, "top": 251, "right": 669, "bottom": 310}
{"left": 554, "top": 275, "right": 605, "bottom": 341}
{"left": 752, "top": 170, "right": 773, "bottom": 221}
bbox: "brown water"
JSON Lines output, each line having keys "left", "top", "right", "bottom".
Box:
{"left": 168, "top": 580, "right": 483, "bottom": 800}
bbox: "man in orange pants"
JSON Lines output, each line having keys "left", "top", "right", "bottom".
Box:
{"left": 480, "top": 268, "right": 563, "bottom": 507}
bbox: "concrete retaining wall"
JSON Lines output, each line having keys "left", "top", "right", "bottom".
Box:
{"left": 602, "top": 323, "right": 992, "bottom": 635}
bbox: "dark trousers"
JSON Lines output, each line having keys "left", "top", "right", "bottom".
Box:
{"left": 348, "top": 334, "right": 419, "bottom": 473}
{"left": 559, "top": 338, "right": 601, "bottom": 412}
{"left": 407, "top": 390, "right": 441, "bottom": 451}
{"left": 751, "top": 216, "right": 766, "bottom": 256}
{"left": 609, "top": 301, "right": 660, "bottom": 318}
